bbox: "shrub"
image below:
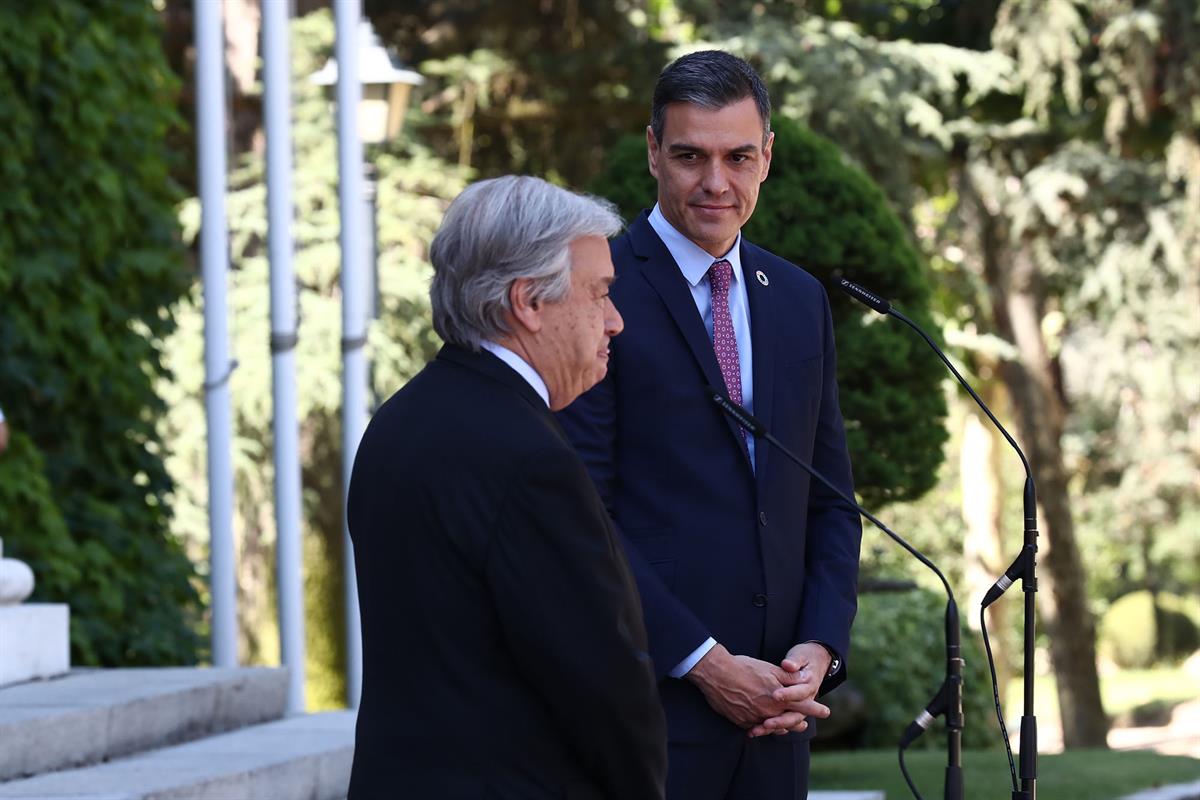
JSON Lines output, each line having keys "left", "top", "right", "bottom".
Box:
{"left": 0, "top": 1, "right": 201, "bottom": 665}
{"left": 590, "top": 117, "right": 948, "bottom": 507}
{"left": 851, "top": 588, "right": 996, "bottom": 749}
{"left": 1100, "top": 591, "right": 1200, "bottom": 669}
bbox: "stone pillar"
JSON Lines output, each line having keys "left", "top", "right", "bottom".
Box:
{"left": 0, "top": 538, "right": 70, "bottom": 687}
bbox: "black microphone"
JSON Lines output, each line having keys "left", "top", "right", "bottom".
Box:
{"left": 705, "top": 385, "right": 767, "bottom": 438}
{"left": 838, "top": 278, "right": 891, "bottom": 314}
{"left": 838, "top": 278, "right": 1039, "bottom": 799}
{"left": 706, "top": 385, "right": 953, "bottom": 600}
{"left": 836, "top": 278, "right": 1037, "bottom": 609}
{"left": 707, "top": 387, "right": 965, "bottom": 791}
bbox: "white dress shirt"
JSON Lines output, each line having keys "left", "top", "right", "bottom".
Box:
{"left": 647, "top": 204, "right": 755, "bottom": 469}
{"left": 647, "top": 204, "right": 758, "bottom": 679}
{"left": 480, "top": 341, "right": 549, "bottom": 407}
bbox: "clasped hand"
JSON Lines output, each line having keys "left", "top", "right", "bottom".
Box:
{"left": 687, "top": 643, "right": 831, "bottom": 738}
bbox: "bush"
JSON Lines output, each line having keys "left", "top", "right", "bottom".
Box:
{"left": 0, "top": 1, "right": 201, "bottom": 665}
{"left": 1100, "top": 591, "right": 1200, "bottom": 669}
{"left": 590, "top": 117, "right": 948, "bottom": 507}
{"left": 851, "top": 588, "right": 996, "bottom": 749}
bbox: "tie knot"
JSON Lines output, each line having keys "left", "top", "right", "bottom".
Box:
{"left": 708, "top": 259, "right": 733, "bottom": 293}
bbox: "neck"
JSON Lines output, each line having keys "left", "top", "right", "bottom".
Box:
{"left": 491, "top": 334, "right": 533, "bottom": 366}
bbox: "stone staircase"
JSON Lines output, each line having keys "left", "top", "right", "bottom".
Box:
{"left": 0, "top": 667, "right": 354, "bottom": 800}
{"left": 0, "top": 668, "right": 884, "bottom": 800}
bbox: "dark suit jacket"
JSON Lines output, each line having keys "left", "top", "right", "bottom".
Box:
{"left": 347, "top": 344, "right": 667, "bottom": 799}
{"left": 558, "top": 211, "right": 863, "bottom": 744}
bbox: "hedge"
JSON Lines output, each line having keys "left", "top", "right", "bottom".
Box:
{"left": 0, "top": 1, "right": 201, "bottom": 665}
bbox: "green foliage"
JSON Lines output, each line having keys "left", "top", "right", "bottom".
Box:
{"left": 1099, "top": 591, "right": 1200, "bottom": 669}
{"left": 1100, "top": 592, "right": 1158, "bottom": 669}
{"left": 715, "top": 15, "right": 1019, "bottom": 212}
{"left": 369, "top": 0, "right": 670, "bottom": 184}
{"left": 852, "top": 589, "right": 995, "bottom": 749}
{"left": 0, "top": 0, "right": 200, "bottom": 665}
{"left": 591, "top": 117, "right": 948, "bottom": 506}
{"left": 0, "top": 433, "right": 79, "bottom": 603}
{"left": 164, "top": 10, "right": 467, "bottom": 704}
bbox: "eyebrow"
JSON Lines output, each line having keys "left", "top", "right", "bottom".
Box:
{"left": 667, "top": 142, "right": 759, "bottom": 155}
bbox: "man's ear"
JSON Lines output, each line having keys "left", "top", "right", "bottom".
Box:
{"left": 508, "top": 278, "right": 543, "bottom": 333}
{"left": 646, "top": 125, "right": 661, "bottom": 180}
{"left": 760, "top": 130, "right": 775, "bottom": 183}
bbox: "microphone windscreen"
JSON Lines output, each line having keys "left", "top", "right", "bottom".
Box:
{"left": 838, "top": 278, "right": 891, "bottom": 315}
{"left": 706, "top": 386, "right": 768, "bottom": 438}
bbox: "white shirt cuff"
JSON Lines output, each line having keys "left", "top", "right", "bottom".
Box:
{"left": 670, "top": 637, "right": 717, "bottom": 678}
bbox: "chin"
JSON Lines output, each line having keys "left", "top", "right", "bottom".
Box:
{"left": 687, "top": 220, "right": 735, "bottom": 242}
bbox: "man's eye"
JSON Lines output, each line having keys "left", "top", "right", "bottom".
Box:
{"left": 730, "top": 154, "right": 748, "bottom": 163}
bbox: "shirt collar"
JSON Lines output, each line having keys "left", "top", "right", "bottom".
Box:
{"left": 479, "top": 340, "right": 550, "bottom": 407}
{"left": 648, "top": 203, "right": 744, "bottom": 289}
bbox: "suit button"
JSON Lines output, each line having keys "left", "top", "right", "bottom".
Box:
{"left": 752, "top": 593, "right": 768, "bottom": 608}
{"left": 758, "top": 511, "right": 768, "bottom": 527}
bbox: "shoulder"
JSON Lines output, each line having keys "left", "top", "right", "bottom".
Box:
{"left": 373, "top": 359, "right": 561, "bottom": 457}
{"left": 609, "top": 226, "right": 644, "bottom": 278}
{"left": 742, "top": 239, "right": 828, "bottom": 303}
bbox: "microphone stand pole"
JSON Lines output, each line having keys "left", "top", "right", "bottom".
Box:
{"left": 838, "top": 279, "right": 1038, "bottom": 799}
{"left": 889, "top": 306, "right": 1037, "bottom": 800}
{"left": 707, "top": 390, "right": 964, "bottom": 800}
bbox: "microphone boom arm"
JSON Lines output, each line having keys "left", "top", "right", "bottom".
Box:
{"left": 706, "top": 388, "right": 964, "bottom": 800}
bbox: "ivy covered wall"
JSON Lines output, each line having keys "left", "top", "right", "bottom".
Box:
{"left": 0, "top": 0, "right": 201, "bottom": 665}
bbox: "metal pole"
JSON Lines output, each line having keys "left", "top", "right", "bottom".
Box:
{"left": 334, "top": 0, "right": 366, "bottom": 709}
{"left": 194, "top": 0, "right": 237, "bottom": 668}
{"left": 263, "top": 0, "right": 306, "bottom": 715}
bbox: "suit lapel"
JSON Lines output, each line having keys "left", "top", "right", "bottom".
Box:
{"left": 629, "top": 213, "right": 752, "bottom": 467}
{"left": 742, "top": 243, "right": 776, "bottom": 485}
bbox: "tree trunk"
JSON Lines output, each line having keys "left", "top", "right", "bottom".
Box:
{"left": 978, "top": 221, "right": 1110, "bottom": 748}
{"left": 961, "top": 390, "right": 1014, "bottom": 704}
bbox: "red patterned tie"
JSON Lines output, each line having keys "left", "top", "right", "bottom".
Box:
{"left": 708, "top": 260, "right": 744, "bottom": 442}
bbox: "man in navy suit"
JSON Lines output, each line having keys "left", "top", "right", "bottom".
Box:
{"left": 558, "top": 51, "right": 863, "bottom": 799}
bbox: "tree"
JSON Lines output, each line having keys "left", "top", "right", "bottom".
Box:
{"left": 366, "top": 0, "right": 670, "bottom": 184}
{"left": 697, "top": 0, "right": 1198, "bottom": 747}
{"left": 0, "top": 0, "right": 201, "bottom": 665}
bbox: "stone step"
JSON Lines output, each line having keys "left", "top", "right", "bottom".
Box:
{"left": 0, "top": 710, "right": 355, "bottom": 800}
{"left": 0, "top": 667, "right": 288, "bottom": 782}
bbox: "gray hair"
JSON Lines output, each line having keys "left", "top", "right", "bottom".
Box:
{"left": 429, "top": 175, "right": 622, "bottom": 350}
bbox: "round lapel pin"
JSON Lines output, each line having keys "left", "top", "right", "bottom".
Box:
{"left": 756, "top": 270, "right": 769, "bottom": 286}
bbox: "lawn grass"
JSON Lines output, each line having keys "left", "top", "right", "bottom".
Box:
{"left": 1005, "top": 663, "right": 1200, "bottom": 725}
{"left": 1103, "top": 666, "right": 1200, "bottom": 718}
{"left": 811, "top": 747, "right": 1200, "bottom": 799}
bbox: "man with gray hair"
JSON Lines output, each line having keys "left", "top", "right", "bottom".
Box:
{"left": 346, "top": 175, "right": 667, "bottom": 799}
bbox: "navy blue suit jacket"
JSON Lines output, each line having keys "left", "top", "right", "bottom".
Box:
{"left": 558, "top": 211, "right": 863, "bottom": 743}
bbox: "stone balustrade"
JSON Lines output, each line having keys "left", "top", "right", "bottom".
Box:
{"left": 0, "top": 537, "right": 69, "bottom": 687}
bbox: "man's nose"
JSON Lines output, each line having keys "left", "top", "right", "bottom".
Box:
{"left": 605, "top": 300, "right": 624, "bottom": 337}
{"left": 700, "top": 161, "right": 730, "bottom": 194}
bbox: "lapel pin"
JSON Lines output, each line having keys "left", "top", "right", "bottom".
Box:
{"left": 756, "top": 270, "right": 769, "bottom": 286}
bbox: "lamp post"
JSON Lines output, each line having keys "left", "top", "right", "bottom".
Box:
{"left": 311, "top": 21, "right": 423, "bottom": 145}
{"left": 311, "top": 10, "right": 422, "bottom": 709}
